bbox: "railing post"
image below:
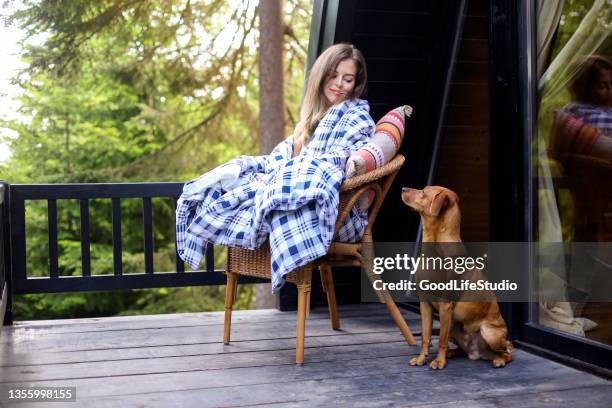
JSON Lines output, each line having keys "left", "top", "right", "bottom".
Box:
{"left": 1, "top": 181, "right": 13, "bottom": 325}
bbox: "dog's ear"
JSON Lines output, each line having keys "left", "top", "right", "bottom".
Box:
{"left": 429, "top": 192, "right": 450, "bottom": 216}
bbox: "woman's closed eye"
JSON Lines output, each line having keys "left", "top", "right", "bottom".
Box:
{"left": 330, "top": 73, "right": 354, "bottom": 83}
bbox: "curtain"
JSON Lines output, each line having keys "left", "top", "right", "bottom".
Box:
{"left": 537, "top": 0, "right": 565, "bottom": 79}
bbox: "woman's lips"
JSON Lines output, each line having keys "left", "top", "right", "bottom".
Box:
{"left": 329, "top": 88, "right": 343, "bottom": 97}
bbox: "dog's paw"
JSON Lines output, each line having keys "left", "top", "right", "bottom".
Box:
{"left": 429, "top": 357, "right": 447, "bottom": 370}
{"left": 493, "top": 358, "right": 506, "bottom": 368}
{"left": 409, "top": 355, "right": 427, "bottom": 366}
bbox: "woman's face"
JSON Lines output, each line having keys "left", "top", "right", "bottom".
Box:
{"left": 323, "top": 58, "right": 357, "bottom": 105}
{"left": 588, "top": 68, "right": 612, "bottom": 106}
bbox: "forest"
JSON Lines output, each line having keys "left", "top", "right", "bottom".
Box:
{"left": 0, "top": 0, "right": 311, "bottom": 319}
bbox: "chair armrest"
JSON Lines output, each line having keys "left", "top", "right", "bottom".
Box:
{"left": 340, "top": 154, "right": 405, "bottom": 191}
{"left": 334, "top": 154, "right": 405, "bottom": 236}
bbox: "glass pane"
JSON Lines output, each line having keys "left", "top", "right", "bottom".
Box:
{"left": 535, "top": 0, "right": 612, "bottom": 345}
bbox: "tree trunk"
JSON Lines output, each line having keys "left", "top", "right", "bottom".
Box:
{"left": 258, "top": 0, "right": 285, "bottom": 155}
{"left": 257, "top": 0, "right": 285, "bottom": 309}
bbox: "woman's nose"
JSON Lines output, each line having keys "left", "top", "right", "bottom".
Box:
{"left": 335, "top": 77, "right": 343, "bottom": 88}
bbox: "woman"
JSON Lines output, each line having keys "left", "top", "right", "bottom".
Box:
{"left": 176, "top": 43, "right": 375, "bottom": 291}
{"left": 563, "top": 55, "right": 612, "bottom": 137}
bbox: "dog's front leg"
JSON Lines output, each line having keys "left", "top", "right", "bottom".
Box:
{"left": 430, "top": 302, "right": 453, "bottom": 369}
{"left": 409, "top": 301, "right": 433, "bottom": 366}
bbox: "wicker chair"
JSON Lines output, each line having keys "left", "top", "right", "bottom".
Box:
{"left": 223, "top": 154, "right": 416, "bottom": 364}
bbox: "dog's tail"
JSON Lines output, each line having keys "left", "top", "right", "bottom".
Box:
{"left": 506, "top": 340, "right": 515, "bottom": 353}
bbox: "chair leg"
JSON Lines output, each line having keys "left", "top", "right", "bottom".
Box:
{"left": 382, "top": 291, "right": 417, "bottom": 345}
{"left": 319, "top": 264, "right": 340, "bottom": 330}
{"left": 361, "top": 234, "right": 416, "bottom": 346}
{"left": 224, "top": 272, "right": 238, "bottom": 345}
{"left": 364, "top": 267, "right": 416, "bottom": 345}
{"left": 295, "top": 268, "right": 312, "bottom": 365}
{"left": 296, "top": 285, "right": 309, "bottom": 364}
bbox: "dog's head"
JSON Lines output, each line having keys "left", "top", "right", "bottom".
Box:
{"left": 401, "top": 186, "right": 460, "bottom": 218}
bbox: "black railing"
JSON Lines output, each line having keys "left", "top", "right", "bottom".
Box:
{"left": 2, "top": 182, "right": 266, "bottom": 325}
{"left": 1, "top": 182, "right": 10, "bottom": 325}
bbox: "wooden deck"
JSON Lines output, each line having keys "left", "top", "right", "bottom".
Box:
{"left": 1, "top": 303, "right": 611, "bottom": 407}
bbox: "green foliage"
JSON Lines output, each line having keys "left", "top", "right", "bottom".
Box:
{"left": 116, "top": 285, "right": 255, "bottom": 316}
{"left": 1, "top": 0, "right": 312, "bottom": 320}
{"left": 13, "top": 285, "right": 255, "bottom": 320}
{"left": 13, "top": 291, "right": 132, "bottom": 319}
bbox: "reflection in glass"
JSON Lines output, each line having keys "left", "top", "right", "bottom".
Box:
{"left": 536, "top": 0, "right": 611, "bottom": 344}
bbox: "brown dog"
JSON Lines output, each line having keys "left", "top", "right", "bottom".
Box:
{"left": 401, "top": 186, "right": 513, "bottom": 369}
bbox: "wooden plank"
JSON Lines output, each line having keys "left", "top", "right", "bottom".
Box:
{"left": 457, "top": 38, "right": 488, "bottom": 62}
{"left": 466, "top": 0, "right": 489, "bottom": 17}
{"left": 123, "top": 375, "right": 611, "bottom": 408}
{"left": 3, "top": 351, "right": 609, "bottom": 406}
{"left": 3, "top": 356, "right": 415, "bottom": 400}
{"left": 448, "top": 84, "right": 488, "bottom": 106}
{"left": 0, "top": 303, "right": 419, "bottom": 337}
{"left": 2, "top": 307, "right": 419, "bottom": 339}
{"left": 0, "top": 331, "right": 414, "bottom": 367}
{"left": 367, "top": 60, "right": 426, "bottom": 82}
{"left": 353, "top": 11, "right": 433, "bottom": 36}
{"left": 0, "top": 340, "right": 416, "bottom": 383}
{"left": 367, "top": 81, "right": 421, "bottom": 104}
{"left": 437, "top": 59, "right": 490, "bottom": 244}
{"left": 411, "top": 386, "right": 612, "bottom": 408}
{"left": 462, "top": 15, "right": 488, "bottom": 39}
{"left": 267, "top": 382, "right": 612, "bottom": 408}
{"left": 1, "top": 309, "right": 419, "bottom": 343}
{"left": 0, "top": 313, "right": 422, "bottom": 352}
{"left": 355, "top": 1, "right": 432, "bottom": 13}
{"left": 453, "top": 61, "right": 489, "bottom": 84}
{"left": 355, "top": 36, "right": 429, "bottom": 59}
{"left": 0, "top": 348, "right": 533, "bottom": 389}
{"left": 7, "top": 304, "right": 413, "bottom": 332}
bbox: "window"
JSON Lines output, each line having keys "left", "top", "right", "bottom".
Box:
{"left": 535, "top": 0, "right": 612, "bottom": 345}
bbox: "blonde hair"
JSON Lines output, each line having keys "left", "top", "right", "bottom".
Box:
{"left": 293, "top": 43, "right": 367, "bottom": 148}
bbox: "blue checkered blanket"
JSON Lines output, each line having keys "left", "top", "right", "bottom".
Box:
{"left": 176, "top": 99, "right": 374, "bottom": 291}
{"left": 564, "top": 102, "right": 612, "bottom": 137}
